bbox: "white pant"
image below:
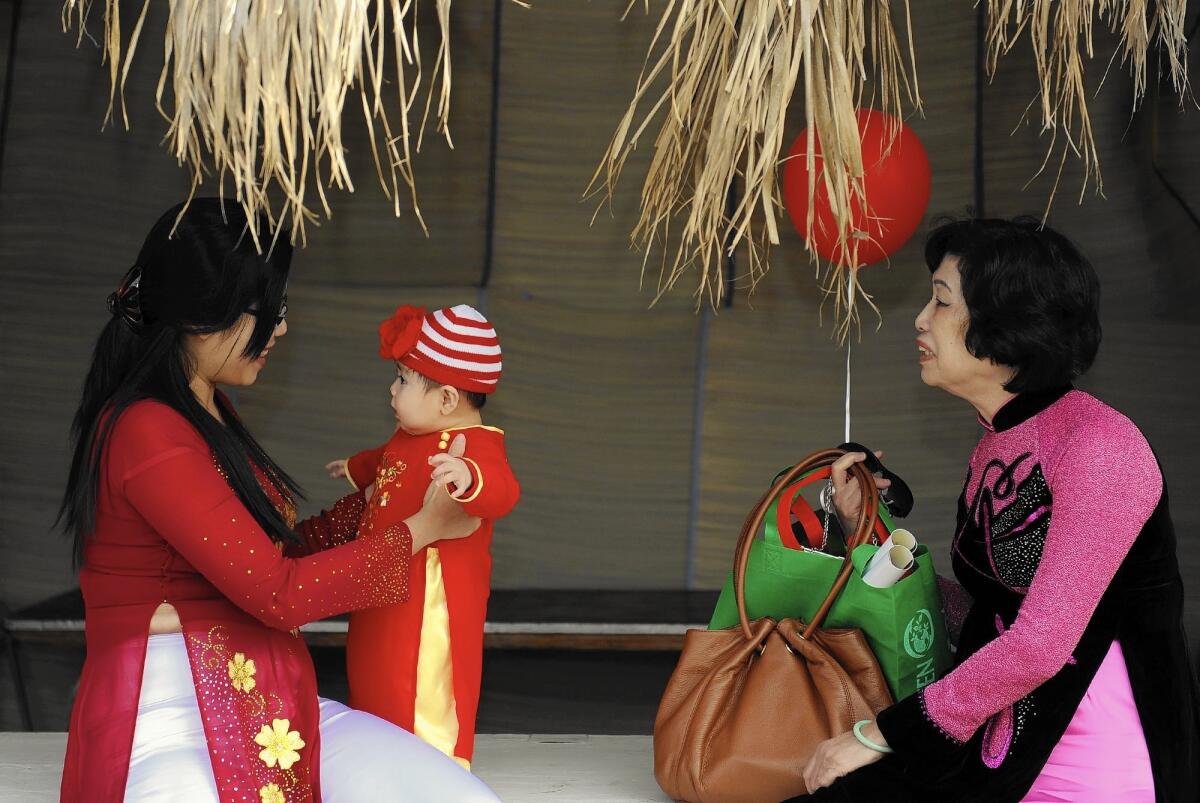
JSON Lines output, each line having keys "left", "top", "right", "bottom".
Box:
{"left": 124, "top": 633, "right": 500, "bottom": 802}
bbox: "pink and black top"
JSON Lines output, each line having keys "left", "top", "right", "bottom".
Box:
{"left": 816, "top": 388, "right": 1200, "bottom": 802}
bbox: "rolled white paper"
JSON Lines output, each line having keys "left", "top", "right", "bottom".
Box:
{"left": 862, "top": 544, "right": 916, "bottom": 588}
{"left": 865, "top": 528, "right": 918, "bottom": 576}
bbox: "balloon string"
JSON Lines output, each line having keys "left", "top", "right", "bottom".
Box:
{"left": 844, "top": 271, "right": 852, "bottom": 443}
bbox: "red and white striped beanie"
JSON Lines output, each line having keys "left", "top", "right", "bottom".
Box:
{"left": 378, "top": 304, "right": 502, "bottom": 394}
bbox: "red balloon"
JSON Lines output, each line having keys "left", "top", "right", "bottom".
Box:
{"left": 782, "top": 108, "right": 931, "bottom": 267}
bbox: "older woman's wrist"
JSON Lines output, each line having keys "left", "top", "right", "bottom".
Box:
{"left": 862, "top": 720, "right": 887, "bottom": 747}
{"left": 852, "top": 719, "right": 892, "bottom": 753}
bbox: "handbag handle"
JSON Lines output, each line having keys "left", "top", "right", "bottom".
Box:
{"left": 733, "top": 449, "right": 880, "bottom": 642}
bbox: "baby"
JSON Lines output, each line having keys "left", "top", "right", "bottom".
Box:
{"left": 328, "top": 304, "right": 519, "bottom": 769}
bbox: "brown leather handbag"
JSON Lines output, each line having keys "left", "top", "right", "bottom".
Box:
{"left": 654, "top": 449, "right": 895, "bottom": 803}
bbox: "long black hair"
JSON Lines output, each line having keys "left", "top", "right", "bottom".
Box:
{"left": 59, "top": 198, "right": 304, "bottom": 565}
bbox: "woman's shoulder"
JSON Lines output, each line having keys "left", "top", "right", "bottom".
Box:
{"left": 1050, "top": 390, "right": 1146, "bottom": 443}
{"left": 99, "top": 399, "right": 210, "bottom": 486}
{"left": 114, "top": 397, "right": 189, "bottom": 427}
{"left": 109, "top": 399, "right": 207, "bottom": 452}
{"left": 1043, "top": 390, "right": 1157, "bottom": 476}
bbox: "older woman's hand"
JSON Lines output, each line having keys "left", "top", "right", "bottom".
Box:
{"left": 802, "top": 723, "right": 887, "bottom": 792}
{"left": 830, "top": 450, "right": 892, "bottom": 532}
{"left": 403, "top": 435, "right": 481, "bottom": 553}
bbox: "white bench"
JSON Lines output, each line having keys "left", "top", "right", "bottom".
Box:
{"left": 0, "top": 732, "right": 670, "bottom": 802}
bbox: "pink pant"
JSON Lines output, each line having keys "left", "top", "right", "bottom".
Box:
{"left": 1022, "top": 641, "right": 1153, "bottom": 802}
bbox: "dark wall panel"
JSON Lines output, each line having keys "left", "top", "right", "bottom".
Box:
{"left": 296, "top": 2, "right": 495, "bottom": 289}
{"left": 484, "top": 3, "right": 700, "bottom": 589}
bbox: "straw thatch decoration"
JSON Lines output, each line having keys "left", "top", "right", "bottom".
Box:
{"left": 985, "top": 0, "right": 1192, "bottom": 213}
{"left": 596, "top": 0, "right": 1192, "bottom": 332}
{"left": 61, "top": 0, "right": 495, "bottom": 249}
{"left": 590, "top": 0, "right": 920, "bottom": 336}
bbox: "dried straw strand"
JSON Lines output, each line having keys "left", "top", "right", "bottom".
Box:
{"left": 61, "top": 0, "right": 483, "bottom": 247}
{"left": 591, "top": 0, "right": 919, "bottom": 340}
{"left": 985, "top": 0, "right": 1192, "bottom": 214}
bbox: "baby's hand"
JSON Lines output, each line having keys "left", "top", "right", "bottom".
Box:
{"left": 429, "top": 434, "right": 472, "bottom": 499}
{"left": 325, "top": 459, "right": 348, "bottom": 480}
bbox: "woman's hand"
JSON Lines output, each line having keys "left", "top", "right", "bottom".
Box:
{"left": 801, "top": 723, "right": 887, "bottom": 792}
{"left": 404, "top": 435, "right": 480, "bottom": 553}
{"left": 830, "top": 450, "right": 892, "bottom": 532}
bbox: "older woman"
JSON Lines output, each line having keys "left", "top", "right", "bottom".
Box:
{"left": 58, "top": 199, "right": 499, "bottom": 802}
{"left": 797, "top": 218, "right": 1200, "bottom": 802}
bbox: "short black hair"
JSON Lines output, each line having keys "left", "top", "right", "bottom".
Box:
{"left": 925, "top": 216, "right": 1101, "bottom": 393}
{"left": 412, "top": 369, "right": 488, "bottom": 410}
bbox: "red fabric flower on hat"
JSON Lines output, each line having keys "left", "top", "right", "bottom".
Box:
{"left": 379, "top": 305, "right": 426, "bottom": 360}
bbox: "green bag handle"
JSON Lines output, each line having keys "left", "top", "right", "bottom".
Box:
{"left": 733, "top": 449, "right": 881, "bottom": 642}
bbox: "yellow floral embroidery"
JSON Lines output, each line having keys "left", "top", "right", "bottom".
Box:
{"left": 255, "top": 718, "right": 305, "bottom": 770}
{"left": 189, "top": 627, "right": 279, "bottom": 720}
{"left": 376, "top": 458, "right": 408, "bottom": 488}
{"left": 259, "top": 783, "right": 286, "bottom": 803}
{"left": 186, "top": 628, "right": 312, "bottom": 797}
{"left": 228, "top": 652, "right": 257, "bottom": 693}
{"left": 188, "top": 626, "right": 233, "bottom": 672}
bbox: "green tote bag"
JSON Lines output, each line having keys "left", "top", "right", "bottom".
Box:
{"left": 708, "top": 460, "right": 952, "bottom": 701}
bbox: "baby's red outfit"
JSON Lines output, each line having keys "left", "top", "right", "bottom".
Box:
{"left": 343, "top": 424, "right": 518, "bottom": 767}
